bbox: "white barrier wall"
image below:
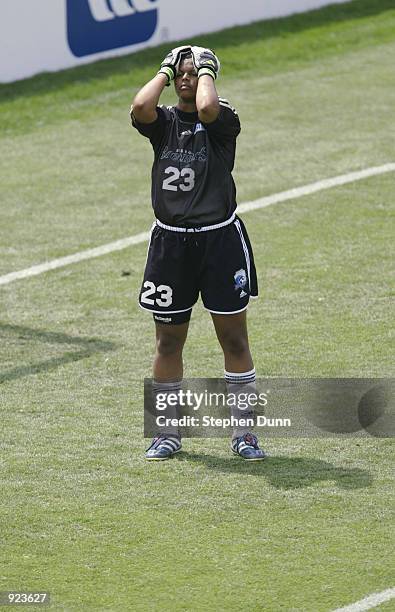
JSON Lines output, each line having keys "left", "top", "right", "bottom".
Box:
{"left": 0, "top": 0, "right": 349, "bottom": 83}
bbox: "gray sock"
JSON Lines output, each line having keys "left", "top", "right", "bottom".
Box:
{"left": 225, "top": 369, "right": 256, "bottom": 439}
{"left": 152, "top": 380, "right": 182, "bottom": 438}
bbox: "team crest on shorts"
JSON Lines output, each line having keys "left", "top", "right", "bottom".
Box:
{"left": 234, "top": 269, "right": 248, "bottom": 298}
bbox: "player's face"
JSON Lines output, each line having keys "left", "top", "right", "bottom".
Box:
{"left": 174, "top": 58, "right": 198, "bottom": 102}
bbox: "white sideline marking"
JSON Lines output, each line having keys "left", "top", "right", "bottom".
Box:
{"left": 1, "top": 163, "right": 394, "bottom": 287}
{"left": 333, "top": 587, "right": 395, "bottom": 611}
{"left": 0, "top": 233, "right": 150, "bottom": 286}
{"left": 237, "top": 163, "right": 395, "bottom": 214}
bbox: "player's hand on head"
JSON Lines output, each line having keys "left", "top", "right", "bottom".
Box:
{"left": 158, "top": 45, "right": 192, "bottom": 86}
{"left": 191, "top": 47, "right": 221, "bottom": 80}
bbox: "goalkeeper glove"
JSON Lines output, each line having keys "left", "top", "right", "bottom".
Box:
{"left": 158, "top": 45, "right": 192, "bottom": 86}
{"left": 191, "top": 46, "right": 220, "bottom": 80}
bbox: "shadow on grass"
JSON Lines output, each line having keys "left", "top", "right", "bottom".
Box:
{"left": 0, "top": 0, "right": 393, "bottom": 102}
{"left": 0, "top": 323, "right": 117, "bottom": 384}
{"left": 175, "top": 452, "right": 372, "bottom": 489}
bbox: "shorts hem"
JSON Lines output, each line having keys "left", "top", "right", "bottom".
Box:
{"left": 204, "top": 304, "right": 249, "bottom": 315}
{"left": 139, "top": 303, "right": 196, "bottom": 315}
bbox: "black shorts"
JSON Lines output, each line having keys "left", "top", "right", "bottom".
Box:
{"left": 139, "top": 215, "right": 258, "bottom": 324}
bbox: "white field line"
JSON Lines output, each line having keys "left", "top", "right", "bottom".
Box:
{"left": 1, "top": 162, "right": 394, "bottom": 287}
{"left": 237, "top": 162, "right": 395, "bottom": 213}
{"left": 0, "top": 232, "right": 150, "bottom": 286}
{"left": 333, "top": 587, "right": 395, "bottom": 612}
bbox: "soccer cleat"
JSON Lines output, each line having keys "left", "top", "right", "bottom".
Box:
{"left": 231, "top": 433, "right": 266, "bottom": 461}
{"left": 145, "top": 435, "right": 182, "bottom": 461}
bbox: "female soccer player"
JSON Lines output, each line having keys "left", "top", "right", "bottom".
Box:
{"left": 131, "top": 45, "right": 265, "bottom": 461}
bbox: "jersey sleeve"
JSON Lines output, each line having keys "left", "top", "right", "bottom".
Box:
{"left": 202, "top": 98, "right": 241, "bottom": 140}
{"left": 130, "top": 105, "right": 170, "bottom": 150}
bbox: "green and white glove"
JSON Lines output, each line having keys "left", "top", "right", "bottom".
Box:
{"left": 191, "top": 46, "right": 220, "bottom": 80}
{"left": 158, "top": 45, "right": 192, "bottom": 86}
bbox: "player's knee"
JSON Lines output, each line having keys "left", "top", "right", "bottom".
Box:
{"left": 220, "top": 332, "right": 249, "bottom": 357}
{"left": 156, "top": 333, "right": 184, "bottom": 357}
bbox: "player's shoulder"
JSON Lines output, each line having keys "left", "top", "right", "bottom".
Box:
{"left": 218, "top": 97, "right": 239, "bottom": 117}
{"left": 158, "top": 104, "right": 176, "bottom": 119}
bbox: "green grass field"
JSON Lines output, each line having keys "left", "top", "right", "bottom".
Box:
{"left": 1, "top": 0, "right": 394, "bottom": 610}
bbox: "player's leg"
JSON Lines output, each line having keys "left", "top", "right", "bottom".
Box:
{"left": 201, "top": 219, "right": 265, "bottom": 460}
{"left": 146, "top": 319, "right": 190, "bottom": 461}
{"left": 154, "top": 320, "right": 189, "bottom": 382}
{"left": 211, "top": 311, "right": 265, "bottom": 460}
{"left": 210, "top": 310, "right": 252, "bottom": 374}
{"left": 139, "top": 225, "right": 198, "bottom": 460}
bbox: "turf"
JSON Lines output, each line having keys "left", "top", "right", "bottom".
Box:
{"left": 1, "top": 0, "right": 394, "bottom": 610}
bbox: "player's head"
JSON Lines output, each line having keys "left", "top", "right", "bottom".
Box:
{"left": 174, "top": 54, "right": 198, "bottom": 102}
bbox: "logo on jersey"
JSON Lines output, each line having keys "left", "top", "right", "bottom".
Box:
{"left": 66, "top": 0, "right": 159, "bottom": 57}
{"left": 161, "top": 146, "right": 208, "bottom": 163}
{"left": 234, "top": 269, "right": 248, "bottom": 297}
{"left": 194, "top": 123, "right": 206, "bottom": 134}
{"left": 180, "top": 124, "right": 205, "bottom": 138}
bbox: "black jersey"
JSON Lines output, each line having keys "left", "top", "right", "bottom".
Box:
{"left": 131, "top": 99, "right": 241, "bottom": 226}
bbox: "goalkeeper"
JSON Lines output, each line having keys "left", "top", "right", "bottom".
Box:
{"left": 131, "top": 45, "right": 265, "bottom": 461}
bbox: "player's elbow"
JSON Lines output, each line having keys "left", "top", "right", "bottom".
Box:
{"left": 131, "top": 98, "right": 156, "bottom": 124}
{"left": 132, "top": 96, "right": 150, "bottom": 115}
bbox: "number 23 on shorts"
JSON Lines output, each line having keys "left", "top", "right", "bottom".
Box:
{"left": 141, "top": 281, "right": 173, "bottom": 307}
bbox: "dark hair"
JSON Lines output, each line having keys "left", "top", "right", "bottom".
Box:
{"left": 179, "top": 51, "right": 192, "bottom": 62}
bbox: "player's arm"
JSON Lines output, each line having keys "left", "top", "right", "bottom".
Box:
{"left": 131, "top": 74, "right": 168, "bottom": 124}
{"left": 196, "top": 75, "right": 220, "bottom": 124}
{"left": 192, "top": 47, "right": 221, "bottom": 124}
{"left": 132, "top": 45, "right": 192, "bottom": 124}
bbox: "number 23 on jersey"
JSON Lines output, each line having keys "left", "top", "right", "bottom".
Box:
{"left": 162, "top": 166, "right": 195, "bottom": 192}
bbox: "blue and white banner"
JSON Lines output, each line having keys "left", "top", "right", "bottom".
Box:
{"left": 0, "top": 0, "right": 349, "bottom": 83}
{"left": 66, "top": 0, "right": 159, "bottom": 57}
